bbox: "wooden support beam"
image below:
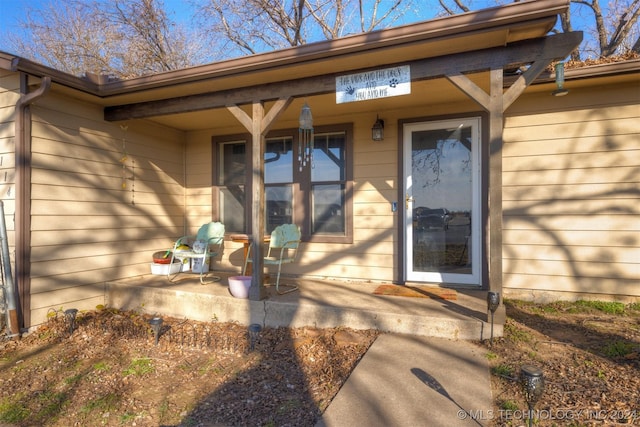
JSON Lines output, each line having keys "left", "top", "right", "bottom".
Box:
{"left": 445, "top": 67, "right": 506, "bottom": 311}
{"left": 226, "top": 104, "right": 253, "bottom": 133}
{"left": 104, "top": 32, "right": 582, "bottom": 122}
{"left": 487, "top": 68, "right": 504, "bottom": 305}
{"left": 440, "top": 31, "right": 582, "bottom": 304}
{"left": 249, "top": 101, "right": 267, "bottom": 300}
{"left": 502, "top": 59, "right": 550, "bottom": 111}
{"left": 227, "top": 97, "right": 293, "bottom": 134}
{"left": 445, "top": 73, "right": 491, "bottom": 110}
{"left": 261, "top": 97, "right": 293, "bottom": 134}
{"left": 226, "top": 98, "right": 292, "bottom": 299}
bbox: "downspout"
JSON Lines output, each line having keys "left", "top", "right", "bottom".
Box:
{"left": 11, "top": 74, "right": 51, "bottom": 335}
{"left": 0, "top": 201, "right": 17, "bottom": 337}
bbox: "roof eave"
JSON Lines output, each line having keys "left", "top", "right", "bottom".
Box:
{"left": 1, "top": 0, "right": 569, "bottom": 98}
{"left": 531, "top": 58, "right": 640, "bottom": 84}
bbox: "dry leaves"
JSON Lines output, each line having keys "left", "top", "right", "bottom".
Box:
{"left": 486, "top": 301, "right": 640, "bottom": 427}
{"left": 0, "top": 309, "right": 377, "bottom": 426}
{"left": 0, "top": 301, "right": 638, "bottom": 426}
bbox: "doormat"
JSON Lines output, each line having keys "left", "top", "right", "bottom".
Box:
{"left": 373, "top": 284, "right": 457, "bottom": 300}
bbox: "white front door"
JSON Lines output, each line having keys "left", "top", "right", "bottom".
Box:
{"left": 404, "top": 117, "right": 482, "bottom": 285}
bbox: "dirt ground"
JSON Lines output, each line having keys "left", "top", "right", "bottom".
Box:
{"left": 486, "top": 300, "right": 640, "bottom": 427}
{"left": 0, "top": 300, "right": 638, "bottom": 426}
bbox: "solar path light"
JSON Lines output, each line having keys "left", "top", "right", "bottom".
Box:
{"left": 64, "top": 308, "right": 78, "bottom": 335}
{"left": 149, "top": 316, "right": 163, "bottom": 346}
{"left": 248, "top": 323, "right": 262, "bottom": 351}
{"left": 520, "top": 364, "right": 545, "bottom": 427}
{"left": 486, "top": 291, "right": 500, "bottom": 345}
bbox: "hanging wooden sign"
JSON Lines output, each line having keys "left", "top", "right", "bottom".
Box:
{"left": 336, "top": 65, "right": 411, "bottom": 104}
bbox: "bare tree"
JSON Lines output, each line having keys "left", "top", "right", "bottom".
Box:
{"left": 576, "top": 0, "right": 640, "bottom": 57}
{"left": 195, "top": 0, "right": 418, "bottom": 57}
{"left": 9, "top": 0, "right": 204, "bottom": 78}
{"left": 437, "top": 0, "right": 469, "bottom": 15}
{"left": 11, "top": 1, "right": 118, "bottom": 77}
{"left": 107, "top": 0, "right": 198, "bottom": 76}
{"left": 436, "top": 0, "right": 640, "bottom": 59}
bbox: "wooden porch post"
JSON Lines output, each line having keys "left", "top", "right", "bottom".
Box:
{"left": 446, "top": 68, "right": 504, "bottom": 299}
{"left": 227, "top": 98, "right": 292, "bottom": 300}
{"left": 447, "top": 56, "right": 560, "bottom": 319}
{"left": 487, "top": 68, "right": 504, "bottom": 300}
{"left": 249, "top": 102, "right": 266, "bottom": 300}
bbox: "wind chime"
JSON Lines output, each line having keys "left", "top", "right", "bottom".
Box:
{"left": 298, "top": 102, "right": 314, "bottom": 171}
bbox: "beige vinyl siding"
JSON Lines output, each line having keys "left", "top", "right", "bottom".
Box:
{"left": 0, "top": 71, "right": 19, "bottom": 253}
{"left": 349, "top": 113, "right": 398, "bottom": 281}
{"left": 28, "top": 93, "right": 186, "bottom": 325}
{"left": 184, "top": 130, "right": 213, "bottom": 228}
{"left": 502, "top": 81, "right": 640, "bottom": 301}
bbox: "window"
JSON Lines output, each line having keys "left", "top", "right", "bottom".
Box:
{"left": 214, "top": 124, "right": 352, "bottom": 242}
{"left": 311, "top": 133, "right": 346, "bottom": 235}
{"left": 265, "top": 137, "right": 293, "bottom": 233}
{"left": 217, "top": 139, "right": 247, "bottom": 233}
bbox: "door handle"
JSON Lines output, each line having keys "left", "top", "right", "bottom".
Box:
{"left": 405, "top": 193, "right": 415, "bottom": 209}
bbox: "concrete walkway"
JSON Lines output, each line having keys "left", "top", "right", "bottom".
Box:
{"left": 317, "top": 333, "right": 492, "bottom": 427}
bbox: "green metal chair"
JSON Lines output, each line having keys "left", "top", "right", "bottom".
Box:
{"left": 169, "top": 222, "right": 225, "bottom": 284}
{"left": 243, "top": 224, "right": 301, "bottom": 294}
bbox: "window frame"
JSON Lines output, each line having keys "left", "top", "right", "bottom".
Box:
{"left": 212, "top": 133, "right": 251, "bottom": 235}
{"left": 212, "top": 123, "right": 353, "bottom": 244}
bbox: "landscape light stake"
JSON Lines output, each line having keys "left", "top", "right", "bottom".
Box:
{"left": 64, "top": 308, "right": 78, "bottom": 335}
{"left": 486, "top": 291, "right": 500, "bottom": 346}
{"left": 248, "top": 323, "right": 262, "bottom": 351}
{"left": 149, "top": 317, "right": 163, "bottom": 346}
{"left": 520, "top": 365, "right": 545, "bottom": 427}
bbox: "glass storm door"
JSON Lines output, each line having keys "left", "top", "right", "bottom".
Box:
{"left": 404, "top": 118, "right": 481, "bottom": 285}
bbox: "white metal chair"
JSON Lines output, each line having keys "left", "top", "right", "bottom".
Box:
{"left": 243, "top": 224, "right": 301, "bottom": 294}
{"left": 168, "top": 222, "right": 225, "bottom": 284}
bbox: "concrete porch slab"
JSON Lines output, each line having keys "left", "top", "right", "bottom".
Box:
{"left": 106, "top": 272, "right": 504, "bottom": 340}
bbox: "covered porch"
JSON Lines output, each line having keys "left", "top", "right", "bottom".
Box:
{"left": 105, "top": 272, "right": 498, "bottom": 340}
{"left": 2, "top": 0, "right": 583, "bottom": 332}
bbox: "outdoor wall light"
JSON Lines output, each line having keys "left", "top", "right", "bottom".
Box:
{"left": 552, "top": 62, "right": 569, "bottom": 97}
{"left": 149, "top": 316, "right": 163, "bottom": 346}
{"left": 248, "top": 323, "right": 262, "bottom": 351}
{"left": 64, "top": 308, "right": 78, "bottom": 335}
{"left": 486, "top": 291, "right": 500, "bottom": 346}
{"left": 371, "top": 115, "right": 384, "bottom": 141}
{"left": 520, "top": 365, "right": 545, "bottom": 427}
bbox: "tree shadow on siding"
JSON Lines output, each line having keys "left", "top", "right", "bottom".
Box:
{"left": 502, "top": 104, "right": 640, "bottom": 296}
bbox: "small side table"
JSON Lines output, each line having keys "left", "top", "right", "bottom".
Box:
{"left": 230, "top": 234, "right": 271, "bottom": 276}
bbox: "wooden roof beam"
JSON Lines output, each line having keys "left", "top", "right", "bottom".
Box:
{"left": 104, "top": 32, "right": 582, "bottom": 122}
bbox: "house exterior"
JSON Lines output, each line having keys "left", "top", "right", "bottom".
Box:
{"left": 0, "top": 0, "right": 638, "bottom": 332}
